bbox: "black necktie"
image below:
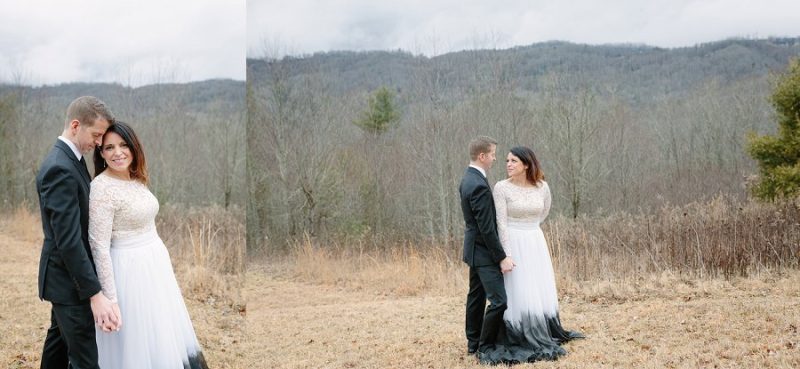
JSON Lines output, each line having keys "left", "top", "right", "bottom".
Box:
{"left": 79, "top": 156, "right": 90, "bottom": 179}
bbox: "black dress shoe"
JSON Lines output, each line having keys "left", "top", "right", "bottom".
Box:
{"left": 467, "top": 343, "right": 479, "bottom": 355}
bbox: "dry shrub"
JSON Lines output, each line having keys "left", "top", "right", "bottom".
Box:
{"left": 287, "top": 196, "right": 800, "bottom": 297}
{"left": 154, "top": 204, "right": 246, "bottom": 312}
{"left": 548, "top": 195, "right": 800, "bottom": 280}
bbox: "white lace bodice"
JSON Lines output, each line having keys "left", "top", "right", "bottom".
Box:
{"left": 88, "top": 173, "right": 159, "bottom": 302}
{"left": 493, "top": 179, "right": 551, "bottom": 254}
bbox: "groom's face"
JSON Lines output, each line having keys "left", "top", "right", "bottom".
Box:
{"left": 72, "top": 117, "right": 110, "bottom": 154}
{"left": 479, "top": 144, "right": 497, "bottom": 169}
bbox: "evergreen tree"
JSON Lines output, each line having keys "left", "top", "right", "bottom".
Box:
{"left": 747, "top": 58, "right": 800, "bottom": 200}
{"left": 353, "top": 86, "right": 400, "bottom": 136}
{"left": 352, "top": 86, "right": 400, "bottom": 234}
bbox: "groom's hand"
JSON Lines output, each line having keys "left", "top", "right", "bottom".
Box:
{"left": 90, "top": 292, "right": 120, "bottom": 332}
{"left": 500, "top": 257, "right": 515, "bottom": 274}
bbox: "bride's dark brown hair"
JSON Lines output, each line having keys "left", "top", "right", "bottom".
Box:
{"left": 509, "top": 146, "right": 544, "bottom": 186}
{"left": 93, "top": 121, "right": 149, "bottom": 185}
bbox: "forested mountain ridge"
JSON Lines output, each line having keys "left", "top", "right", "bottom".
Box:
{"left": 248, "top": 38, "right": 800, "bottom": 103}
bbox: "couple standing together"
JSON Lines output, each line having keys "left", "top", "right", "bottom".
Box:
{"left": 36, "top": 96, "right": 207, "bottom": 368}
{"left": 460, "top": 136, "right": 583, "bottom": 365}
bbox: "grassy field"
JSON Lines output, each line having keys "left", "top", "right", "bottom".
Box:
{"left": 3, "top": 206, "right": 799, "bottom": 368}
{"left": 0, "top": 208, "right": 248, "bottom": 368}
{"left": 241, "top": 261, "right": 800, "bottom": 369}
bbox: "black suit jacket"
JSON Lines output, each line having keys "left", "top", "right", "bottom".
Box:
{"left": 36, "top": 139, "right": 102, "bottom": 304}
{"left": 459, "top": 167, "right": 506, "bottom": 267}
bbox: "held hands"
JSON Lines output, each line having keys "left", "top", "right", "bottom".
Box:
{"left": 111, "top": 303, "right": 122, "bottom": 331}
{"left": 500, "top": 257, "right": 516, "bottom": 274}
{"left": 90, "top": 292, "right": 122, "bottom": 332}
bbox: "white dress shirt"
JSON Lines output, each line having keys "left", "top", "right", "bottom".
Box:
{"left": 469, "top": 164, "right": 486, "bottom": 178}
{"left": 58, "top": 136, "right": 83, "bottom": 160}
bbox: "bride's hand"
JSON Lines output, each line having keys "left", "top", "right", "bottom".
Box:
{"left": 500, "top": 257, "right": 515, "bottom": 274}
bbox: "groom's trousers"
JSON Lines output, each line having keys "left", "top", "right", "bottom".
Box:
{"left": 41, "top": 303, "right": 99, "bottom": 369}
{"left": 465, "top": 264, "right": 507, "bottom": 350}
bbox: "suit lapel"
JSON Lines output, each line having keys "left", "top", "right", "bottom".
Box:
{"left": 55, "top": 140, "right": 90, "bottom": 190}
{"left": 468, "top": 166, "right": 490, "bottom": 188}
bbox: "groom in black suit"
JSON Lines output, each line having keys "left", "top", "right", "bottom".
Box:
{"left": 459, "top": 136, "right": 515, "bottom": 355}
{"left": 36, "top": 96, "right": 119, "bottom": 369}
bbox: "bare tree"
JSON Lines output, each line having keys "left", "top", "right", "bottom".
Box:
{"left": 539, "top": 73, "right": 606, "bottom": 218}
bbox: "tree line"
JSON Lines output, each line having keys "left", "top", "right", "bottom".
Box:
{"left": 0, "top": 80, "right": 246, "bottom": 210}
{"left": 246, "top": 38, "right": 798, "bottom": 253}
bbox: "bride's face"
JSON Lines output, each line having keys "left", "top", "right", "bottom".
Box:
{"left": 100, "top": 132, "right": 133, "bottom": 175}
{"left": 506, "top": 153, "right": 527, "bottom": 178}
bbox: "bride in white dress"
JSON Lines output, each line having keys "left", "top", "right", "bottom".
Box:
{"left": 88, "top": 121, "right": 208, "bottom": 369}
{"left": 485, "top": 146, "right": 583, "bottom": 364}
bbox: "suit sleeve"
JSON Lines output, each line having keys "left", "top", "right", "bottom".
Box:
{"left": 469, "top": 182, "right": 507, "bottom": 264}
{"left": 40, "top": 166, "right": 102, "bottom": 300}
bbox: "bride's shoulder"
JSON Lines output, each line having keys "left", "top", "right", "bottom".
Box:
{"left": 494, "top": 178, "right": 511, "bottom": 188}
{"left": 537, "top": 180, "right": 550, "bottom": 191}
{"left": 91, "top": 173, "right": 109, "bottom": 185}
{"left": 90, "top": 173, "right": 117, "bottom": 193}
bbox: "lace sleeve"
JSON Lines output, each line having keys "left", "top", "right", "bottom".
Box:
{"left": 541, "top": 181, "right": 552, "bottom": 223}
{"left": 493, "top": 181, "right": 511, "bottom": 255}
{"left": 88, "top": 178, "right": 118, "bottom": 303}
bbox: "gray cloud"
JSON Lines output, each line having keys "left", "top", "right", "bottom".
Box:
{"left": 247, "top": 0, "right": 800, "bottom": 57}
{"left": 0, "top": 0, "right": 245, "bottom": 86}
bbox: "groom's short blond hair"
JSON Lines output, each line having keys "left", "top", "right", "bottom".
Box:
{"left": 469, "top": 136, "right": 497, "bottom": 160}
{"left": 64, "top": 96, "right": 114, "bottom": 128}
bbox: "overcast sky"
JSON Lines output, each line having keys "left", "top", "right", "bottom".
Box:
{"left": 248, "top": 0, "right": 800, "bottom": 58}
{"left": 3, "top": 1, "right": 797, "bottom": 85}
{"left": 0, "top": 0, "right": 245, "bottom": 87}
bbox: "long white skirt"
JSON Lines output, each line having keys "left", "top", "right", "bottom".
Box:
{"left": 478, "top": 220, "right": 582, "bottom": 364}
{"left": 96, "top": 229, "right": 207, "bottom": 369}
{"left": 503, "top": 220, "right": 560, "bottom": 322}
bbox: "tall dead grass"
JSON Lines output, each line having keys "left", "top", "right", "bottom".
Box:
{"left": 289, "top": 196, "right": 800, "bottom": 296}
{"left": 157, "top": 205, "right": 246, "bottom": 312}
{"left": 0, "top": 202, "right": 42, "bottom": 243}
{"left": 0, "top": 203, "right": 246, "bottom": 312}
{"left": 292, "top": 234, "right": 466, "bottom": 296}
{"left": 549, "top": 195, "right": 800, "bottom": 280}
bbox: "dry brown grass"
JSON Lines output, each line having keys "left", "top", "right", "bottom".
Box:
{"left": 548, "top": 196, "right": 800, "bottom": 280}
{"left": 291, "top": 235, "right": 466, "bottom": 296}
{"left": 243, "top": 265, "right": 800, "bottom": 368}
{"left": 241, "top": 196, "right": 800, "bottom": 368}
{"left": 0, "top": 203, "right": 42, "bottom": 243}
{"left": 0, "top": 206, "right": 247, "bottom": 368}
{"left": 286, "top": 196, "right": 800, "bottom": 297}
{"left": 157, "top": 204, "right": 247, "bottom": 311}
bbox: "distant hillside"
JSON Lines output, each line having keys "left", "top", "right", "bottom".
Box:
{"left": 247, "top": 38, "right": 800, "bottom": 104}
{"left": 0, "top": 79, "right": 245, "bottom": 117}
